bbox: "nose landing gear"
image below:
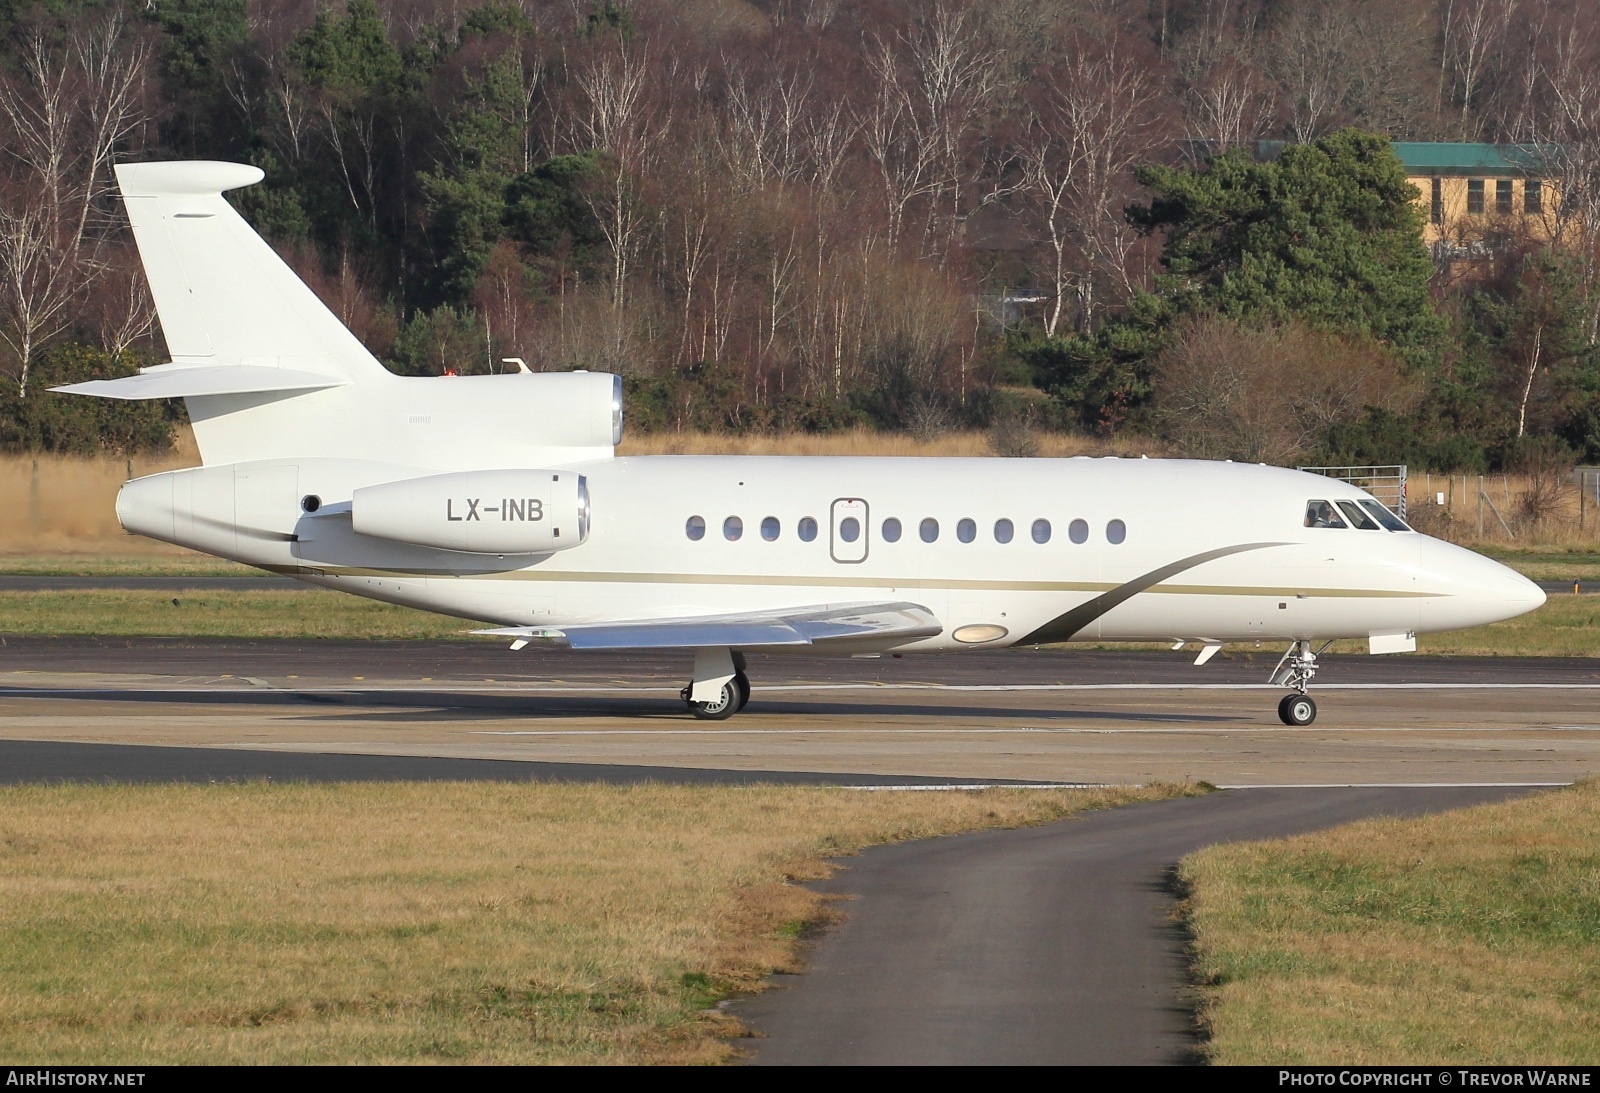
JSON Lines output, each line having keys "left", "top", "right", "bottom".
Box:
{"left": 1270, "top": 640, "right": 1327, "bottom": 725}
{"left": 1276, "top": 692, "right": 1317, "bottom": 726}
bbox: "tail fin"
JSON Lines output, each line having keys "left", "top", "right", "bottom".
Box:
{"left": 60, "top": 161, "right": 618, "bottom": 471}
{"left": 112, "top": 161, "right": 386, "bottom": 380}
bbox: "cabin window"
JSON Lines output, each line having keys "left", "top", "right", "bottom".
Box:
{"left": 1526, "top": 178, "right": 1543, "bottom": 214}
{"left": 920, "top": 517, "right": 940, "bottom": 543}
{"left": 798, "top": 517, "right": 818, "bottom": 542}
{"left": 1430, "top": 177, "right": 1442, "bottom": 225}
{"left": 883, "top": 517, "right": 902, "bottom": 542}
{"left": 1496, "top": 178, "right": 1514, "bottom": 214}
{"left": 1107, "top": 519, "right": 1126, "bottom": 545}
{"left": 1031, "top": 518, "right": 1051, "bottom": 544}
{"left": 1304, "top": 501, "right": 1346, "bottom": 528}
{"left": 1068, "top": 518, "right": 1088, "bottom": 544}
{"left": 1468, "top": 178, "right": 1485, "bottom": 214}
{"left": 994, "top": 518, "right": 1014, "bottom": 544}
{"left": 957, "top": 518, "right": 976, "bottom": 543}
{"left": 839, "top": 516, "right": 861, "bottom": 543}
{"left": 761, "top": 516, "right": 780, "bottom": 541}
{"left": 686, "top": 515, "right": 706, "bottom": 541}
{"left": 1336, "top": 500, "right": 1380, "bottom": 530}
{"left": 724, "top": 516, "right": 743, "bottom": 540}
{"left": 1360, "top": 499, "right": 1411, "bottom": 532}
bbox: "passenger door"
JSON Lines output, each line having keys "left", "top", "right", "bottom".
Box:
{"left": 830, "top": 497, "right": 869, "bottom": 564}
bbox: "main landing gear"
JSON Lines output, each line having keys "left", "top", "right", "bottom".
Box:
{"left": 682, "top": 648, "right": 750, "bottom": 720}
{"left": 1270, "top": 640, "right": 1329, "bottom": 725}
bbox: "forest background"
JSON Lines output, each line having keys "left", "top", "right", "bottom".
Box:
{"left": 2, "top": 0, "right": 1599, "bottom": 475}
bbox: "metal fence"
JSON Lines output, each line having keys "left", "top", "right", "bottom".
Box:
{"left": 1298, "top": 465, "right": 1408, "bottom": 519}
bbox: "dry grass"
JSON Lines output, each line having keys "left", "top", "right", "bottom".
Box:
{"left": 0, "top": 780, "right": 1187, "bottom": 1064}
{"left": 1407, "top": 472, "right": 1600, "bottom": 550}
{"left": 616, "top": 427, "right": 1167, "bottom": 459}
{"left": 0, "top": 436, "right": 199, "bottom": 556}
{"left": 1180, "top": 781, "right": 1600, "bottom": 1064}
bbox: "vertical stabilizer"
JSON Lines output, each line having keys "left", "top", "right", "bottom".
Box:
{"left": 113, "top": 161, "right": 388, "bottom": 382}
{"left": 59, "top": 161, "right": 618, "bottom": 471}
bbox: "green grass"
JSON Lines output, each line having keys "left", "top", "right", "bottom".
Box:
{"left": 0, "top": 553, "right": 252, "bottom": 576}
{"left": 1180, "top": 781, "right": 1600, "bottom": 1064}
{"left": 0, "top": 781, "right": 1190, "bottom": 1064}
{"left": 1476, "top": 546, "right": 1600, "bottom": 582}
{"left": 0, "top": 588, "right": 488, "bottom": 639}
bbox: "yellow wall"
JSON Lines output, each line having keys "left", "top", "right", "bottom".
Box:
{"left": 1409, "top": 174, "right": 1560, "bottom": 246}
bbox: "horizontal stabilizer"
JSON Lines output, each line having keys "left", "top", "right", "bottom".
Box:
{"left": 475, "top": 601, "right": 942, "bottom": 650}
{"left": 52, "top": 363, "right": 349, "bottom": 400}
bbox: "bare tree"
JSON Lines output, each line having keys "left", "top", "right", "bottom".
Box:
{"left": 1441, "top": 0, "right": 1520, "bottom": 138}
{"left": 1174, "top": 0, "right": 1274, "bottom": 152}
{"left": 0, "top": 13, "right": 147, "bottom": 396}
{"left": 1272, "top": 0, "right": 1357, "bottom": 143}
{"left": 1021, "top": 36, "right": 1160, "bottom": 335}
{"left": 1343, "top": 4, "right": 1436, "bottom": 138}
{"left": 1532, "top": 7, "right": 1600, "bottom": 343}
{"left": 94, "top": 242, "right": 156, "bottom": 365}
{"left": 1156, "top": 316, "right": 1418, "bottom": 464}
{"left": 720, "top": 64, "right": 814, "bottom": 192}
{"left": 859, "top": 37, "right": 941, "bottom": 253}
{"left": 859, "top": 2, "right": 1000, "bottom": 258}
{"left": 902, "top": 1, "right": 1000, "bottom": 257}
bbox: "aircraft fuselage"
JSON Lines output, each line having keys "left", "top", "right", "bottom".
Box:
{"left": 117, "top": 453, "right": 1542, "bottom": 654}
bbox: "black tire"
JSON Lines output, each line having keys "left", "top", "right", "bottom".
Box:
{"left": 733, "top": 672, "right": 751, "bottom": 712}
{"left": 1278, "top": 693, "right": 1317, "bottom": 726}
{"left": 689, "top": 680, "right": 740, "bottom": 720}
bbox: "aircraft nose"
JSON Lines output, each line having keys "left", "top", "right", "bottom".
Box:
{"left": 1418, "top": 538, "right": 1544, "bottom": 630}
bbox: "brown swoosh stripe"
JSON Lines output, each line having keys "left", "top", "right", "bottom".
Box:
{"left": 1015, "top": 542, "right": 1288, "bottom": 645}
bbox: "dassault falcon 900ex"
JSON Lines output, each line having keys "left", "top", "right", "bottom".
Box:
{"left": 59, "top": 161, "right": 1545, "bottom": 725}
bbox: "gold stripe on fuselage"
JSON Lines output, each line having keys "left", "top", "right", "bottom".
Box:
{"left": 261, "top": 564, "right": 1440, "bottom": 600}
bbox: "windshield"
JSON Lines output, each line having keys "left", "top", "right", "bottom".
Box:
{"left": 1359, "top": 499, "right": 1411, "bottom": 532}
{"left": 1336, "top": 500, "right": 1381, "bottom": 530}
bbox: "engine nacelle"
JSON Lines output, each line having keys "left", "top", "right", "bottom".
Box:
{"left": 350, "top": 469, "right": 589, "bottom": 554}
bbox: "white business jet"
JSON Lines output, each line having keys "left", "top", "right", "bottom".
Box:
{"left": 58, "top": 162, "right": 1545, "bottom": 725}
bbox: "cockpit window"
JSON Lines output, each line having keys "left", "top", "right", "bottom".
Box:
{"left": 1359, "top": 499, "right": 1411, "bottom": 532}
{"left": 1336, "top": 500, "right": 1380, "bottom": 530}
{"left": 1304, "top": 500, "right": 1347, "bottom": 528}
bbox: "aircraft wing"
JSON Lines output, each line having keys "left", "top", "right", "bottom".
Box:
{"left": 473, "top": 601, "right": 942, "bottom": 650}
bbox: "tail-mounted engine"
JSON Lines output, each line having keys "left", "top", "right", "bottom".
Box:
{"left": 117, "top": 460, "right": 591, "bottom": 562}
{"left": 348, "top": 469, "right": 588, "bottom": 554}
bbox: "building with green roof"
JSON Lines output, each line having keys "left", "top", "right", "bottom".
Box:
{"left": 1390, "top": 142, "right": 1557, "bottom": 250}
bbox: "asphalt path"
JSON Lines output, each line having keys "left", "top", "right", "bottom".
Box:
{"left": 737, "top": 784, "right": 1540, "bottom": 1065}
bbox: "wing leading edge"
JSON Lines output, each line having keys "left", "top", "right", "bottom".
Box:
{"left": 474, "top": 601, "right": 942, "bottom": 650}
